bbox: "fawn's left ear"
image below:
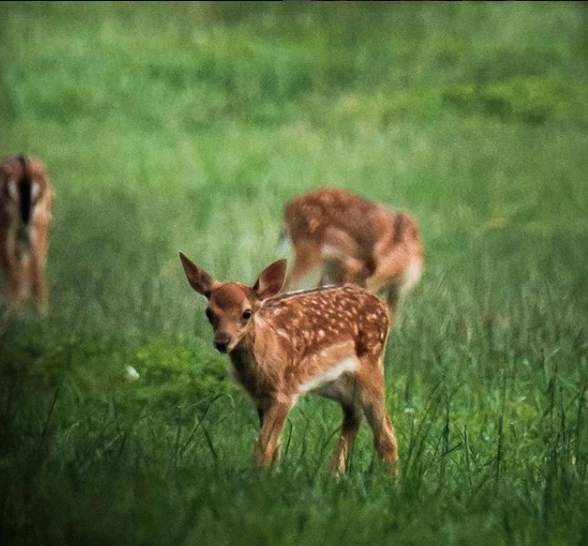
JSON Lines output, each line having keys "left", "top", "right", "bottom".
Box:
{"left": 253, "top": 259, "right": 287, "bottom": 301}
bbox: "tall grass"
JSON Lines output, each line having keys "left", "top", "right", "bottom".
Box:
{"left": 1, "top": 2, "right": 587, "bottom": 545}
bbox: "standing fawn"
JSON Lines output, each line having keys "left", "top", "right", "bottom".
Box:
{"left": 180, "top": 253, "right": 399, "bottom": 475}
{"left": 0, "top": 154, "right": 53, "bottom": 314}
{"left": 280, "top": 187, "right": 423, "bottom": 320}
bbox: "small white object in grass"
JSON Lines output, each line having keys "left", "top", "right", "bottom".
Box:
{"left": 126, "top": 366, "right": 140, "bottom": 381}
{"left": 404, "top": 407, "right": 415, "bottom": 415}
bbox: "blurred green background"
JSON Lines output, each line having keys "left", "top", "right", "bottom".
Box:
{"left": 1, "top": 2, "right": 587, "bottom": 545}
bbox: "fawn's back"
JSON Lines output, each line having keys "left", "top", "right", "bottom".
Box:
{"left": 259, "top": 284, "right": 389, "bottom": 362}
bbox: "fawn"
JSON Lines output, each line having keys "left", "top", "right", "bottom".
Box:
{"left": 280, "top": 187, "right": 423, "bottom": 320}
{"left": 0, "top": 154, "right": 53, "bottom": 314}
{"left": 180, "top": 253, "right": 398, "bottom": 475}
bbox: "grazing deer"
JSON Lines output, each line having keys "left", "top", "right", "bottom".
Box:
{"left": 280, "top": 187, "right": 423, "bottom": 320}
{"left": 0, "top": 154, "right": 53, "bottom": 314}
{"left": 180, "top": 253, "right": 398, "bottom": 475}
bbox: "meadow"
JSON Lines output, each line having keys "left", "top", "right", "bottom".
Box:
{"left": 1, "top": 2, "right": 588, "bottom": 545}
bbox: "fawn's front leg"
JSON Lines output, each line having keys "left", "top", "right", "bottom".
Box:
{"left": 254, "top": 401, "right": 291, "bottom": 467}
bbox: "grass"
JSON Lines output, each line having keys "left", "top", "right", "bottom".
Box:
{"left": 1, "top": 2, "right": 588, "bottom": 545}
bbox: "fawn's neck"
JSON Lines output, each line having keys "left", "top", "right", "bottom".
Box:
{"left": 229, "top": 335, "right": 256, "bottom": 372}
{"left": 228, "top": 328, "right": 280, "bottom": 401}
{"left": 229, "top": 331, "right": 261, "bottom": 393}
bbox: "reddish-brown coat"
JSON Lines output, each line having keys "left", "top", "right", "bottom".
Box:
{"left": 282, "top": 187, "right": 423, "bottom": 319}
{"left": 180, "top": 253, "right": 398, "bottom": 475}
{"left": 0, "top": 154, "right": 53, "bottom": 314}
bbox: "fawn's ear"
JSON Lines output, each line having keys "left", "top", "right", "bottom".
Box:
{"left": 179, "top": 252, "right": 217, "bottom": 298}
{"left": 252, "top": 259, "right": 287, "bottom": 301}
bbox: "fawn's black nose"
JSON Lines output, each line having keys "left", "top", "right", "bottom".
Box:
{"left": 214, "top": 333, "right": 232, "bottom": 353}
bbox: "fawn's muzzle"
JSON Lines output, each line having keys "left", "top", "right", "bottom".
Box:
{"left": 214, "top": 333, "right": 232, "bottom": 353}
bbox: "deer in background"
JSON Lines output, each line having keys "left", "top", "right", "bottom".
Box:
{"left": 180, "top": 253, "right": 398, "bottom": 476}
{"left": 0, "top": 154, "right": 53, "bottom": 314}
{"left": 280, "top": 187, "right": 423, "bottom": 321}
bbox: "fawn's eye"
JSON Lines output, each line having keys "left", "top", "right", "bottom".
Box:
{"left": 242, "top": 309, "right": 252, "bottom": 321}
{"left": 205, "top": 309, "right": 214, "bottom": 323}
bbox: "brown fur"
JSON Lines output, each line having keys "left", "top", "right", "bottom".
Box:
{"left": 0, "top": 154, "right": 53, "bottom": 314}
{"left": 282, "top": 187, "right": 424, "bottom": 320}
{"left": 180, "top": 253, "right": 398, "bottom": 476}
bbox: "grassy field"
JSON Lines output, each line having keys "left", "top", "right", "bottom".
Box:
{"left": 1, "top": 2, "right": 588, "bottom": 545}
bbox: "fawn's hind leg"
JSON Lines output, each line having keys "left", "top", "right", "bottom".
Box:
{"left": 357, "top": 359, "right": 399, "bottom": 474}
{"left": 331, "top": 403, "right": 362, "bottom": 476}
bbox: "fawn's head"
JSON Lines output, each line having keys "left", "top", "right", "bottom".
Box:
{"left": 180, "top": 253, "right": 287, "bottom": 354}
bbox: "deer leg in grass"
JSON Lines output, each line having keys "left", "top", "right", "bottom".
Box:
{"left": 383, "top": 285, "right": 401, "bottom": 325}
{"left": 254, "top": 402, "right": 291, "bottom": 468}
{"left": 331, "top": 403, "right": 362, "bottom": 476}
{"left": 32, "top": 256, "right": 48, "bottom": 315}
{"left": 284, "top": 240, "right": 322, "bottom": 292}
{"left": 7, "top": 259, "right": 29, "bottom": 311}
{"left": 5, "top": 259, "right": 22, "bottom": 309}
{"left": 358, "top": 361, "right": 399, "bottom": 474}
{"left": 320, "top": 254, "right": 367, "bottom": 289}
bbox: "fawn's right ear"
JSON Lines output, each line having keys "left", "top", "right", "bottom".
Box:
{"left": 179, "top": 252, "right": 217, "bottom": 298}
